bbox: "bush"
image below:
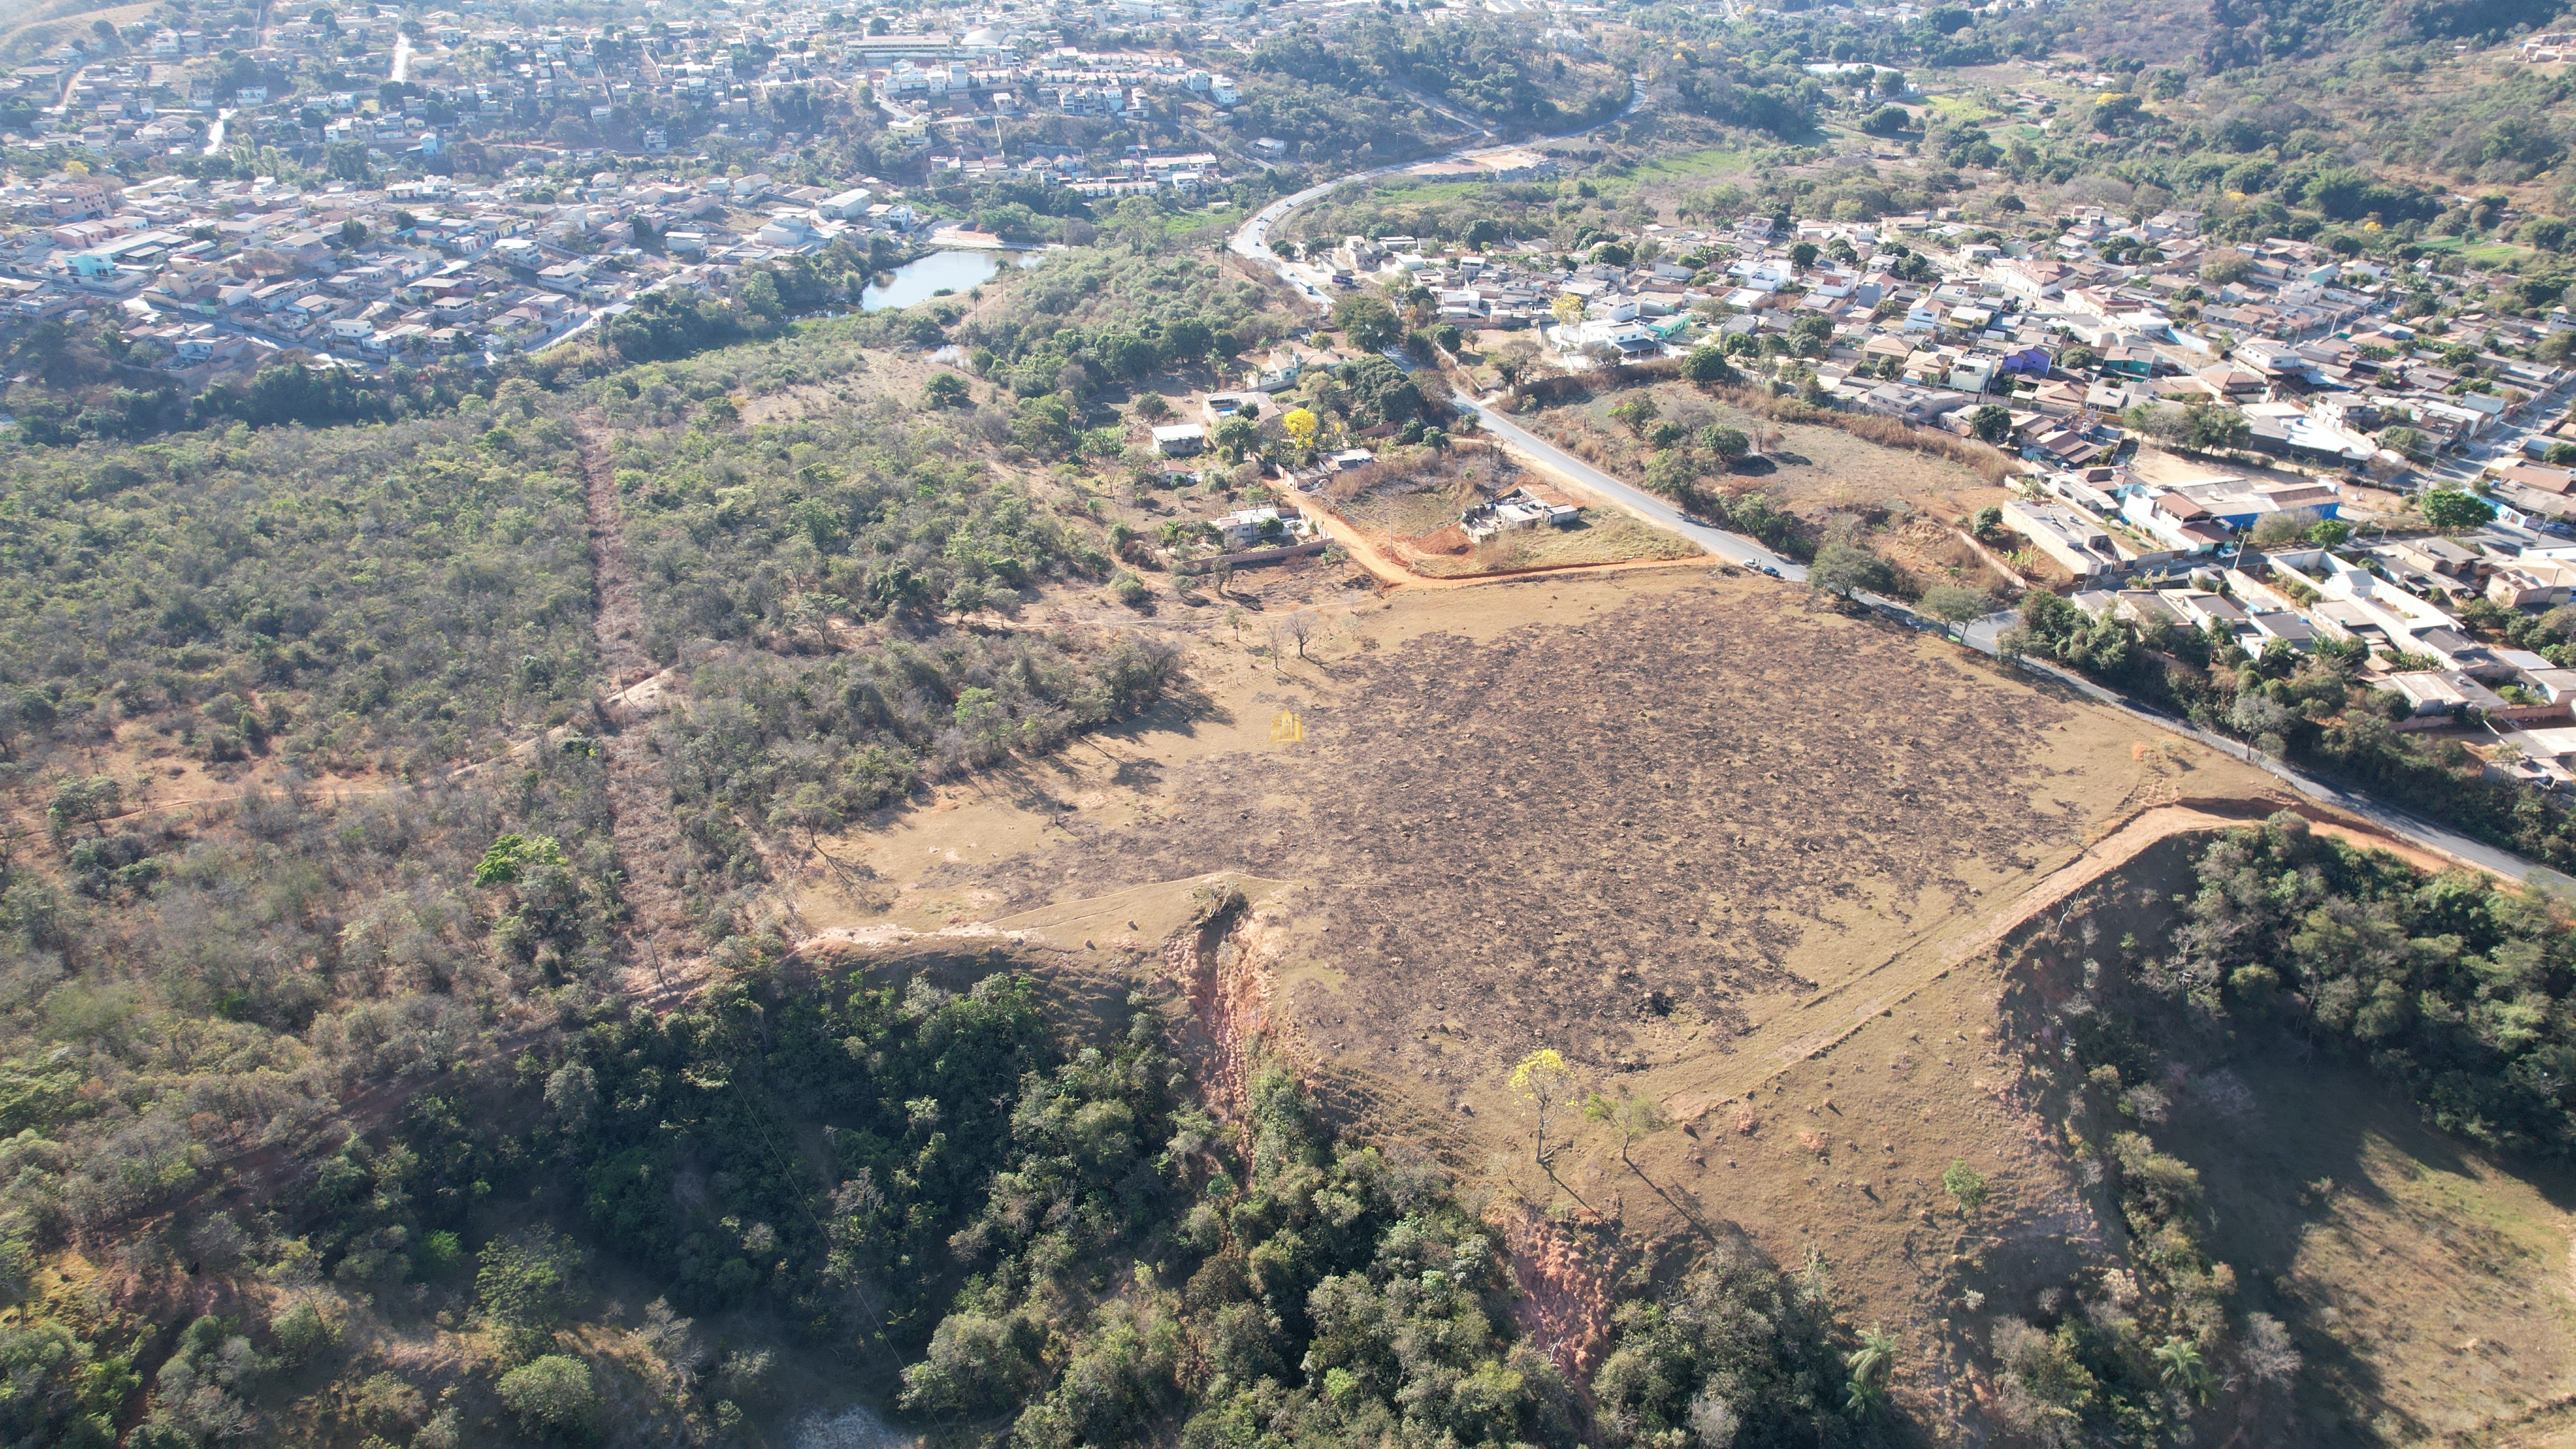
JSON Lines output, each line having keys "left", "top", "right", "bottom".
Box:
{"left": 271, "top": 1301, "right": 339, "bottom": 1364}
{"left": 497, "top": 1355, "right": 596, "bottom": 1436}
{"left": 416, "top": 1231, "right": 465, "bottom": 1281}
{"left": 1941, "top": 1160, "right": 1988, "bottom": 1213}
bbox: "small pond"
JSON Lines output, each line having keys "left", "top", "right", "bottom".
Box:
{"left": 859, "top": 250, "right": 1040, "bottom": 311}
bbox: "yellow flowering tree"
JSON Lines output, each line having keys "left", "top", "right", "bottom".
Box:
{"left": 1508, "top": 1048, "right": 1577, "bottom": 1167}
{"left": 1281, "top": 407, "right": 1319, "bottom": 450}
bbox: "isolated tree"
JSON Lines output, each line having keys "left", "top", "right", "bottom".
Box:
{"left": 1280, "top": 407, "right": 1319, "bottom": 449}
{"left": 2423, "top": 488, "right": 2497, "bottom": 532}
{"left": 2248, "top": 512, "right": 2310, "bottom": 546}
{"left": 1808, "top": 540, "right": 1893, "bottom": 599}
{"left": 1212, "top": 417, "right": 1260, "bottom": 459}
{"left": 2182, "top": 402, "right": 2251, "bottom": 453}
{"left": 1941, "top": 1159, "right": 1988, "bottom": 1215}
{"left": 1681, "top": 345, "right": 1737, "bottom": 385}
{"left": 2153, "top": 1336, "right": 2214, "bottom": 1405}
{"left": 1971, "top": 505, "right": 2004, "bottom": 538}
{"left": 1918, "top": 584, "right": 1992, "bottom": 630}
{"left": 1509, "top": 1048, "right": 1578, "bottom": 1168}
{"left": 1645, "top": 450, "right": 1703, "bottom": 501}
{"left": 923, "top": 372, "right": 970, "bottom": 409}
{"left": 1287, "top": 610, "right": 1317, "bottom": 660}
{"left": 1788, "top": 241, "right": 1819, "bottom": 270}
{"left": 1969, "top": 403, "right": 2012, "bottom": 444}
{"left": 1550, "top": 293, "right": 1586, "bottom": 328}
{"left": 1582, "top": 1092, "right": 1667, "bottom": 1168}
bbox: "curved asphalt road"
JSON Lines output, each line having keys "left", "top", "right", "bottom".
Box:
{"left": 1228, "top": 83, "right": 1803, "bottom": 575}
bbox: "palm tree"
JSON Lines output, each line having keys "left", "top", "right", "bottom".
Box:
{"left": 1843, "top": 1325, "right": 1897, "bottom": 1418}
{"left": 2153, "top": 1336, "right": 2214, "bottom": 1405}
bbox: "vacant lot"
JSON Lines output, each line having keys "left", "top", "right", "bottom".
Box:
{"left": 1311, "top": 445, "right": 1704, "bottom": 580}
{"left": 1512, "top": 383, "right": 2020, "bottom": 593}
{"left": 1523, "top": 382, "right": 2004, "bottom": 515}
{"left": 816, "top": 568, "right": 2236, "bottom": 1129}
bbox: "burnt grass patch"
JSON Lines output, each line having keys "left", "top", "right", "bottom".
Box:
{"left": 928, "top": 583, "right": 2080, "bottom": 1073}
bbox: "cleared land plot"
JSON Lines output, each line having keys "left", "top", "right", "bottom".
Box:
{"left": 1526, "top": 383, "right": 2002, "bottom": 516}
{"left": 1517, "top": 383, "right": 2021, "bottom": 592}
{"left": 1321, "top": 451, "right": 1704, "bottom": 579}
{"left": 837, "top": 570, "right": 2239, "bottom": 1093}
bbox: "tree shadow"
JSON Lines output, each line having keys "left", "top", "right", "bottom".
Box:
{"left": 1622, "top": 1157, "right": 1723, "bottom": 1243}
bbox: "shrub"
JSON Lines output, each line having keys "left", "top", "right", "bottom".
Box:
{"left": 497, "top": 1355, "right": 596, "bottom": 1436}
{"left": 1941, "top": 1160, "right": 1988, "bottom": 1213}
{"left": 271, "top": 1300, "right": 340, "bottom": 1364}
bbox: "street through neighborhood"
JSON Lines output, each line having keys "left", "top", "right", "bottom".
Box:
{"left": 1228, "top": 107, "right": 2576, "bottom": 893}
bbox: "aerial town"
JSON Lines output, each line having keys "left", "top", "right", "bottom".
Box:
{"left": 18, "top": 1, "right": 2576, "bottom": 1445}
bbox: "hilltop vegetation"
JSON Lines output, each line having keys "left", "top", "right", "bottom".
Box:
{"left": 1238, "top": 15, "right": 1631, "bottom": 165}
{"left": 584, "top": 335, "right": 1181, "bottom": 915}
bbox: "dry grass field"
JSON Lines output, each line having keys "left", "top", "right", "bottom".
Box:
{"left": 782, "top": 561, "right": 2576, "bottom": 1441}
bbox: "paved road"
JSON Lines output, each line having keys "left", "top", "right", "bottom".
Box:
{"left": 1905, "top": 608, "right": 2576, "bottom": 890}
{"left": 1228, "top": 77, "right": 1648, "bottom": 288}
{"left": 1224, "top": 87, "right": 1812, "bottom": 578}
{"left": 1454, "top": 393, "right": 1806, "bottom": 577}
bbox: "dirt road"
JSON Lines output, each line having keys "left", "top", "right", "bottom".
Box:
{"left": 575, "top": 421, "right": 703, "bottom": 994}
{"left": 1660, "top": 796, "right": 2471, "bottom": 1121}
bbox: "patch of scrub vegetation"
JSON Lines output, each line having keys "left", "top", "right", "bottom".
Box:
{"left": 0, "top": 394, "right": 595, "bottom": 777}
{"left": 2176, "top": 814, "right": 2576, "bottom": 1156}
{"left": 586, "top": 362, "right": 1180, "bottom": 911}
